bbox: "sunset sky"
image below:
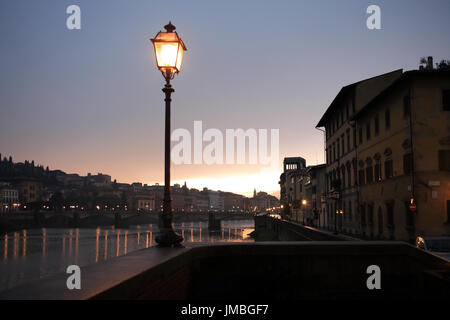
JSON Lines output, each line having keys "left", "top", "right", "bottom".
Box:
{"left": 1, "top": 0, "right": 449, "bottom": 197}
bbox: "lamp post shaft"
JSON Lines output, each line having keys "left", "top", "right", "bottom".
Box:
{"left": 155, "top": 77, "right": 183, "bottom": 247}
{"left": 162, "top": 80, "right": 174, "bottom": 228}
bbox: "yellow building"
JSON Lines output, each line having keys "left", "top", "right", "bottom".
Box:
{"left": 352, "top": 69, "right": 450, "bottom": 242}
{"left": 317, "top": 69, "right": 403, "bottom": 235}
{"left": 8, "top": 178, "right": 42, "bottom": 204}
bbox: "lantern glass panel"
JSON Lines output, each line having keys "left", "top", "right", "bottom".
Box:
{"left": 175, "top": 44, "right": 184, "bottom": 71}
{"left": 155, "top": 41, "right": 178, "bottom": 69}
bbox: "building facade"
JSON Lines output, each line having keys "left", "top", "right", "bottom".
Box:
{"left": 317, "top": 65, "right": 450, "bottom": 241}
{"left": 10, "top": 178, "right": 42, "bottom": 204}
{"left": 279, "top": 157, "right": 307, "bottom": 221}
{"left": 304, "top": 164, "right": 327, "bottom": 228}
{"left": 317, "top": 69, "right": 403, "bottom": 235}
{"left": 352, "top": 69, "right": 450, "bottom": 241}
{"left": 0, "top": 182, "right": 19, "bottom": 212}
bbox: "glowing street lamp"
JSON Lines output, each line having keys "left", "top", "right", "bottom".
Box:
{"left": 150, "top": 22, "right": 186, "bottom": 247}
{"left": 151, "top": 22, "right": 186, "bottom": 78}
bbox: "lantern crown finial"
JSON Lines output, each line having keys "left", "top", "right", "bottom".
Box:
{"left": 164, "top": 22, "right": 176, "bottom": 32}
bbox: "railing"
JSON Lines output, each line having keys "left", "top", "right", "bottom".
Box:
{"left": 1, "top": 241, "right": 448, "bottom": 300}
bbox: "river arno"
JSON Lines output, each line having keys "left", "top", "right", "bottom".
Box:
{"left": 0, "top": 219, "right": 254, "bottom": 293}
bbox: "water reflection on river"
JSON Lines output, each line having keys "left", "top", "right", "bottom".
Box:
{"left": 0, "top": 219, "right": 254, "bottom": 292}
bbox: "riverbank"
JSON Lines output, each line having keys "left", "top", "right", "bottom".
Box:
{"left": 0, "top": 211, "right": 255, "bottom": 234}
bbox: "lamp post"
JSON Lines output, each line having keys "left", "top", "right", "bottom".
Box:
{"left": 150, "top": 22, "right": 187, "bottom": 247}
{"left": 302, "top": 199, "right": 307, "bottom": 225}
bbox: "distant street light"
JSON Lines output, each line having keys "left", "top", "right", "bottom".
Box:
{"left": 150, "top": 22, "right": 187, "bottom": 247}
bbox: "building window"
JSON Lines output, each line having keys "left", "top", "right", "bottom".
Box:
{"left": 403, "top": 153, "right": 413, "bottom": 175}
{"left": 358, "top": 169, "right": 365, "bottom": 185}
{"left": 374, "top": 114, "right": 379, "bottom": 136}
{"left": 353, "top": 128, "right": 356, "bottom": 149}
{"left": 385, "top": 159, "right": 393, "bottom": 179}
{"left": 438, "top": 150, "right": 450, "bottom": 171}
{"left": 374, "top": 162, "right": 382, "bottom": 181}
{"left": 347, "top": 166, "right": 351, "bottom": 188}
{"left": 346, "top": 104, "right": 349, "bottom": 120}
{"left": 341, "top": 135, "right": 345, "bottom": 155}
{"left": 366, "top": 166, "right": 373, "bottom": 183}
{"left": 385, "top": 108, "right": 391, "bottom": 130}
{"left": 443, "top": 89, "right": 450, "bottom": 111}
{"left": 387, "top": 201, "right": 394, "bottom": 229}
{"left": 349, "top": 201, "right": 352, "bottom": 222}
{"left": 331, "top": 142, "right": 336, "bottom": 161}
{"left": 361, "top": 205, "right": 366, "bottom": 227}
{"left": 346, "top": 130, "right": 350, "bottom": 153}
{"left": 368, "top": 204, "right": 374, "bottom": 227}
{"left": 403, "top": 95, "right": 411, "bottom": 119}
{"left": 366, "top": 123, "right": 371, "bottom": 140}
{"left": 337, "top": 140, "right": 340, "bottom": 159}
{"left": 378, "top": 207, "right": 383, "bottom": 236}
{"left": 359, "top": 127, "right": 363, "bottom": 145}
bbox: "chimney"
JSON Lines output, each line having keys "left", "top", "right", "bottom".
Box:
{"left": 427, "top": 56, "right": 433, "bottom": 70}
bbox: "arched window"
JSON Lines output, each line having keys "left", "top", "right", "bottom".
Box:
{"left": 384, "top": 148, "right": 393, "bottom": 178}
{"left": 378, "top": 207, "right": 383, "bottom": 236}
{"left": 358, "top": 160, "right": 365, "bottom": 185}
{"left": 360, "top": 204, "right": 366, "bottom": 227}
{"left": 346, "top": 161, "right": 352, "bottom": 188}
{"left": 374, "top": 153, "right": 382, "bottom": 181}
{"left": 365, "top": 157, "right": 373, "bottom": 183}
{"left": 368, "top": 203, "right": 374, "bottom": 226}
{"left": 368, "top": 203, "right": 374, "bottom": 238}
{"left": 386, "top": 200, "right": 394, "bottom": 229}
{"left": 348, "top": 201, "right": 352, "bottom": 222}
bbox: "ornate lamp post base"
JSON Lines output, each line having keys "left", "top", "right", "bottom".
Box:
{"left": 155, "top": 228, "right": 183, "bottom": 247}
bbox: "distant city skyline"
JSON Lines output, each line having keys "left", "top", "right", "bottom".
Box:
{"left": 1, "top": 0, "right": 449, "bottom": 196}
{"left": 0, "top": 152, "right": 277, "bottom": 197}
